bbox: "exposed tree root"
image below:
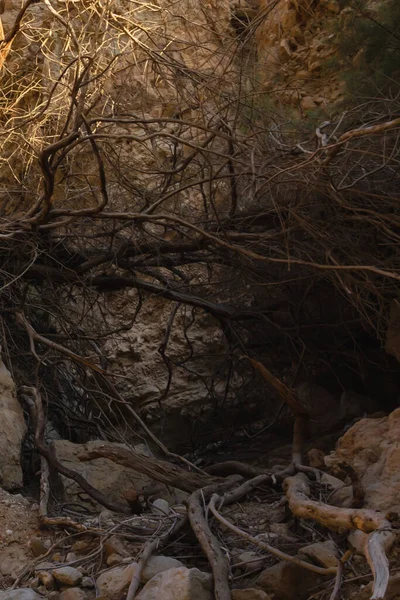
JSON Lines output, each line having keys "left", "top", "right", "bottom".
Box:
{"left": 188, "top": 488, "right": 231, "bottom": 600}
{"left": 284, "top": 473, "right": 396, "bottom": 600}
{"left": 126, "top": 538, "right": 159, "bottom": 600}
{"left": 208, "top": 494, "right": 337, "bottom": 576}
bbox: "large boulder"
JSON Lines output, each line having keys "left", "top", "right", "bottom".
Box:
{"left": 325, "top": 407, "right": 400, "bottom": 515}
{"left": 0, "top": 350, "right": 26, "bottom": 490}
{"left": 136, "top": 567, "right": 213, "bottom": 600}
{"left": 52, "top": 440, "right": 153, "bottom": 507}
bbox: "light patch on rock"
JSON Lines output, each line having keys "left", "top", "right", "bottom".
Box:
{"left": 326, "top": 407, "right": 400, "bottom": 514}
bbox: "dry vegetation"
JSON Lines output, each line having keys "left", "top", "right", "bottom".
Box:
{"left": 0, "top": 1, "right": 400, "bottom": 598}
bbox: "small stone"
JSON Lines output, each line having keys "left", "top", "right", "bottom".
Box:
{"left": 66, "top": 552, "right": 77, "bottom": 563}
{"left": 151, "top": 498, "right": 170, "bottom": 515}
{"left": 35, "top": 562, "right": 54, "bottom": 574}
{"left": 236, "top": 552, "right": 264, "bottom": 571}
{"left": 141, "top": 555, "right": 184, "bottom": 583}
{"left": 29, "top": 578, "right": 40, "bottom": 589}
{"left": 53, "top": 567, "right": 83, "bottom": 587}
{"left": 48, "top": 593, "right": 60, "bottom": 600}
{"left": 103, "top": 536, "right": 130, "bottom": 558}
{"left": 298, "top": 540, "right": 339, "bottom": 568}
{"left": 31, "top": 503, "right": 39, "bottom": 512}
{"left": 269, "top": 523, "right": 298, "bottom": 543}
{"left": 38, "top": 571, "right": 56, "bottom": 589}
{"left": 320, "top": 473, "right": 345, "bottom": 490}
{"left": 81, "top": 577, "right": 95, "bottom": 588}
{"left": 52, "top": 553, "right": 64, "bottom": 563}
{"left": 232, "top": 590, "right": 272, "bottom": 600}
{"left": 59, "top": 588, "right": 87, "bottom": 600}
{"left": 107, "top": 553, "right": 123, "bottom": 567}
{"left": 71, "top": 541, "right": 93, "bottom": 554}
{"left": 29, "top": 537, "right": 48, "bottom": 557}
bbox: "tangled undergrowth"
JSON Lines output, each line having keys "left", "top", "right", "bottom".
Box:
{"left": 0, "top": 1, "right": 399, "bottom": 599}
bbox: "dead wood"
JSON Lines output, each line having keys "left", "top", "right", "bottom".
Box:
{"left": 188, "top": 488, "right": 231, "bottom": 600}
{"left": 244, "top": 356, "right": 309, "bottom": 415}
{"left": 284, "top": 473, "right": 396, "bottom": 600}
{"left": 126, "top": 538, "right": 159, "bottom": 600}
{"left": 78, "top": 443, "right": 221, "bottom": 493}
{"left": 208, "top": 494, "right": 336, "bottom": 576}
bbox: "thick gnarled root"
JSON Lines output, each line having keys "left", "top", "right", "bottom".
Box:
{"left": 284, "top": 473, "right": 396, "bottom": 600}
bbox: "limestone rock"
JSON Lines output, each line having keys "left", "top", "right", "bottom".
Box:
{"left": 96, "top": 563, "right": 138, "bottom": 600}
{"left": 106, "top": 553, "right": 123, "bottom": 567}
{"left": 103, "top": 536, "right": 130, "bottom": 558}
{"left": 0, "top": 591, "right": 42, "bottom": 600}
{"left": 29, "top": 537, "right": 49, "bottom": 558}
{"left": 326, "top": 408, "right": 400, "bottom": 514}
{"left": 329, "top": 484, "right": 354, "bottom": 508}
{"left": 236, "top": 552, "right": 264, "bottom": 571}
{"left": 81, "top": 577, "right": 95, "bottom": 588}
{"left": 232, "top": 590, "right": 272, "bottom": 600}
{"left": 136, "top": 567, "right": 213, "bottom": 600}
{"left": 320, "top": 473, "right": 344, "bottom": 490}
{"left": 298, "top": 540, "right": 339, "bottom": 568}
{"left": 257, "top": 561, "right": 323, "bottom": 600}
{"left": 151, "top": 498, "right": 170, "bottom": 515}
{"left": 38, "top": 571, "right": 56, "bottom": 589}
{"left": 53, "top": 440, "right": 152, "bottom": 508}
{"left": 141, "top": 555, "right": 184, "bottom": 583}
{"left": 59, "top": 589, "right": 87, "bottom": 600}
{"left": 0, "top": 350, "right": 26, "bottom": 489}
{"left": 53, "top": 567, "right": 83, "bottom": 587}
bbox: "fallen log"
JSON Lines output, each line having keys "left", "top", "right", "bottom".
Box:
{"left": 78, "top": 443, "right": 221, "bottom": 493}
{"left": 284, "top": 473, "right": 396, "bottom": 600}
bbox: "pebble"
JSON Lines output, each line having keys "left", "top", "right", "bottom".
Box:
{"left": 38, "top": 571, "right": 56, "bottom": 589}
{"left": 53, "top": 567, "right": 83, "bottom": 587}
{"left": 151, "top": 498, "right": 170, "bottom": 515}
{"left": 81, "top": 577, "right": 95, "bottom": 588}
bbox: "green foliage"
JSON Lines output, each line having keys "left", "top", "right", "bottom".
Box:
{"left": 335, "top": 0, "right": 400, "bottom": 100}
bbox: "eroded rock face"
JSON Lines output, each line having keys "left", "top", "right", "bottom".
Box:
{"left": 326, "top": 407, "right": 400, "bottom": 515}
{"left": 0, "top": 350, "right": 26, "bottom": 490}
